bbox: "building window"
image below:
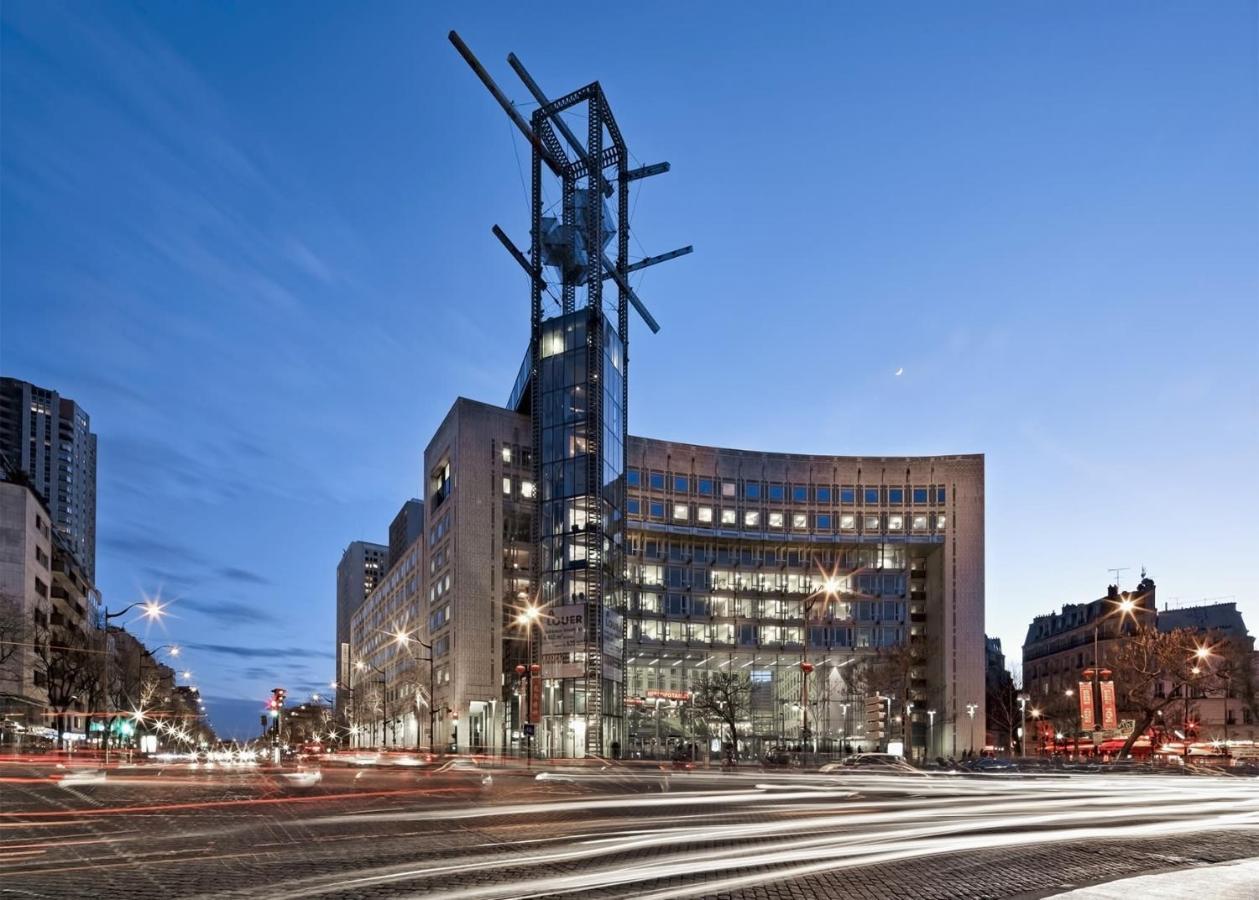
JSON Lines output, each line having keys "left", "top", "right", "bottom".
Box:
{"left": 649, "top": 501, "right": 665, "bottom": 519}
{"left": 521, "top": 481, "right": 535, "bottom": 499}
{"left": 889, "top": 488, "right": 904, "bottom": 504}
{"left": 697, "top": 506, "right": 713, "bottom": 523}
{"left": 936, "top": 486, "right": 947, "bottom": 503}
{"left": 913, "top": 487, "right": 928, "bottom": 504}
{"left": 840, "top": 487, "right": 855, "bottom": 504}
{"left": 627, "top": 499, "right": 641, "bottom": 516}
{"left": 744, "top": 510, "right": 760, "bottom": 528}
{"left": 627, "top": 469, "right": 641, "bottom": 487}
{"left": 912, "top": 515, "right": 928, "bottom": 531}
{"left": 864, "top": 487, "right": 879, "bottom": 504}
{"left": 840, "top": 514, "right": 856, "bottom": 530}
{"left": 502, "top": 477, "right": 512, "bottom": 496}
{"left": 817, "top": 487, "right": 831, "bottom": 503}
{"left": 649, "top": 472, "right": 665, "bottom": 491}
{"left": 936, "top": 514, "right": 948, "bottom": 530}
{"left": 698, "top": 478, "right": 714, "bottom": 495}
{"left": 746, "top": 483, "right": 761, "bottom": 500}
{"left": 769, "top": 484, "right": 784, "bottom": 501}
{"left": 722, "top": 481, "right": 737, "bottom": 498}
{"left": 864, "top": 515, "right": 880, "bottom": 531}
{"left": 817, "top": 514, "right": 831, "bottom": 530}
{"left": 792, "top": 485, "right": 808, "bottom": 502}
{"left": 792, "top": 513, "right": 807, "bottom": 529}
{"left": 673, "top": 504, "right": 689, "bottom": 521}
{"left": 720, "top": 509, "right": 737, "bottom": 525}
{"left": 888, "top": 515, "right": 904, "bottom": 531}
{"left": 768, "top": 512, "right": 783, "bottom": 528}
{"left": 674, "top": 475, "right": 689, "bottom": 493}
{"left": 501, "top": 446, "right": 512, "bottom": 464}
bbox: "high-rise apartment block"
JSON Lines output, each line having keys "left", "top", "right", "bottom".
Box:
{"left": 334, "top": 540, "right": 387, "bottom": 718}
{"left": 0, "top": 378, "right": 97, "bottom": 582}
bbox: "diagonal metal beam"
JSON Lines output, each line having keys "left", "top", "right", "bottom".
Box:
{"left": 601, "top": 253, "right": 660, "bottom": 334}
{"left": 449, "top": 31, "right": 565, "bottom": 177}
{"left": 492, "top": 225, "right": 546, "bottom": 290}
{"left": 602, "top": 246, "right": 693, "bottom": 281}
{"left": 509, "top": 53, "right": 613, "bottom": 196}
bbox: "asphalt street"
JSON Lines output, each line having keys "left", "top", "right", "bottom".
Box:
{"left": 2, "top": 758, "right": 1257, "bottom": 899}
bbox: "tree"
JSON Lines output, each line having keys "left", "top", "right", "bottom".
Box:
{"left": 986, "top": 667, "right": 1021, "bottom": 754}
{"left": 32, "top": 620, "right": 97, "bottom": 749}
{"left": 1111, "top": 625, "right": 1229, "bottom": 759}
{"left": 852, "top": 643, "right": 920, "bottom": 750}
{"left": 0, "top": 592, "right": 27, "bottom": 668}
{"left": 691, "top": 671, "right": 751, "bottom": 764}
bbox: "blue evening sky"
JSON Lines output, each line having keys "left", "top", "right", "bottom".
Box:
{"left": 2, "top": 3, "right": 1255, "bottom": 739}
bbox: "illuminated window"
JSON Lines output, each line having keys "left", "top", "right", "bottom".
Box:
{"left": 744, "top": 511, "right": 761, "bottom": 528}
{"left": 768, "top": 512, "right": 783, "bottom": 528}
{"left": 840, "top": 514, "right": 856, "bottom": 530}
{"left": 722, "top": 481, "right": 737, "bottom": 498}
{"left": 697, "top": 507, "right": 713, "bottom": 523}
{"left": 912, "top": 515, "right": 928, "bottom": 531}
{"left": 888, "top": 515, "right": 904, "bottom": 531}
{"left": 673, "top": 504, "right": 689, "bottom": 521}
{"left": 721, "top": 509, "right": 737, "bottom": 525}
{"left": 864, "top": 515, "right": 880, "bottom": 531}
{"left": 937, "top": 514, "right": 948, "bottom": 530}
{"left": 502, "top": 477, "right": 511, "bottom": 496}
{"left": 501, "top": 446, "right": 512, "bottom": 464}
{"left": 792, "top": 513, "right": 807, "bottom": 529}
{"left": 521, "top": 481, "right": 535, "bottom": 498}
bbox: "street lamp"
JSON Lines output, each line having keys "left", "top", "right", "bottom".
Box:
{"left": 927, "top": 709, "right": 936, "bottom": 760}
{"left": 1084, "top": 590, "right": 1153, "bottom": 744}
{"left": 515, "top": 605, "right": 542, "bottom": 765}
{"left": 354, "top": 659, "right": 388, "bottom": 748}
{"left": 1017, "top": 694, "right": 1028, "bottom": 758}
{"left": 1064, "top": 688, "right": 1079, "bottom": 758}
{"left": 1031, "top": 707, "right": 1042, "bottom": 756}
{"left": 392, "top": 628, "right": 437, "bottom": 755}
{"left": 965, "top": 703, "right": 978, "bottom": 755}
{"left": 801, "top": 572, "right": 843, "bottom": 755}
{"left": 100, "top": 598, "right": 168, "bottom": 763}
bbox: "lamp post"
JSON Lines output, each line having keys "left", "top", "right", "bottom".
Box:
{"left": 801, "top": 574, "right": 842, "bottom": 756}
{"left": 927, "top": 709, "right": 936, "bottom": 760}
{"left": 355, "top": 659, "right": 388, "bottom": 748}
{"left": 392, "top": 629, "right": 437, "bottom": 755}
{"left": 1064, "top": 688, "right": 1079, "bottom": 758}
{"left": 100, "top": 599, "right": 166, "bottom": 763}
{"left": 1017, "top": 694, "right": 1028, "bottom": 758}
{"left": 516, "top": 605, "right": 541, "bottom": 766}
{"left": 1031, "top": 707, "right": 1042, "bottom": 756}
{"left": 965, "top": 703, "right": 978, "bottom": 755}
{"left": 1086, "top": 591, "right": 1151, "bottom": 745}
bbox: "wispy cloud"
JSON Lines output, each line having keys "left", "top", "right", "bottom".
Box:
{"left": 178, "top": 598, "right": 280, "bottom": 627}
{"left": 184, "top": 642, "right": 333, "bottom": 660}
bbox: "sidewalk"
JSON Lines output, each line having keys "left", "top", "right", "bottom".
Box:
{"left": 1051, "top": 857, "right": 1259, "bottom": 898}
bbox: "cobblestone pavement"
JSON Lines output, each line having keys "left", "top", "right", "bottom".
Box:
{"left": 2, "top": 762, "right": 1257, "bottom": 898}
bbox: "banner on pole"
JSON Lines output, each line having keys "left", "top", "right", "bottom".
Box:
{"left": 529, "top": 673, "right": 543, "bottom": 722}
{"left": 1100, "top": 680, "right": 1118, "bottom": 731}
{"left": 1078, "top": 681, "right": 1095, "bottom": 731}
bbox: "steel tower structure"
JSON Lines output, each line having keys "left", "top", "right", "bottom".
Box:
{"left": 452, "top": 32, "right": 689, "bottom": 755}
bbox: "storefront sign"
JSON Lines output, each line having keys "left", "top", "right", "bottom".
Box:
{"left": 541, "top": 604, "right": 587, "bottom": 678}
{"left": 646, "top": 689, "right": 690, "bottom": 702}
{"left": 1100, "top": 680, "right": 1118, "bottom": 731}
{"left": 1078, "top": 681, "right": 1095, "bottom": 731}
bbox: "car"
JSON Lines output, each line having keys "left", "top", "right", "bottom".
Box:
{"left": 819, "top": 753, "right": 915, "bottom": 773}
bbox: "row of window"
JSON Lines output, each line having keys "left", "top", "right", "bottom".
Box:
{"left": 627, "top": 472, "right": 948, "bottom": 506}
{"left": 630, "top": 619, "right": 904, "bottom": 648}
{"left": 628, "top": 500, "right": 947, "bottom": 533}
{"left": 632, "top": 593, "right": 907, "bottom": 621}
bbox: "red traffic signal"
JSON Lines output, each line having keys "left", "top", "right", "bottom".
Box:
{"left": 514, "top": 664, "right": 526, "bottom": 676}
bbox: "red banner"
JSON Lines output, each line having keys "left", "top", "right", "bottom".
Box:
{"left": 1078, "top": 682, "right": 1095, "bottom": 731}
{"left": 529, "top": 673, "right": 542, "bottom": 723}
{"left": 1100, "top": 680, "right": 1118, "bottom": 731}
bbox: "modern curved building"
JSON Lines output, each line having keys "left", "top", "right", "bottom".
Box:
{"left": 341, "top": 37, "right": 985, "bottom": 761}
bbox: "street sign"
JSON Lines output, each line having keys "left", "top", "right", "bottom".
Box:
{"left": 523, "top": 723, "right": 535, "bottom": 736}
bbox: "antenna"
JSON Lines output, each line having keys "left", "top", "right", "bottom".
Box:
{"left": 1107, "top": 567, "right": 1129, "bottom": 587}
